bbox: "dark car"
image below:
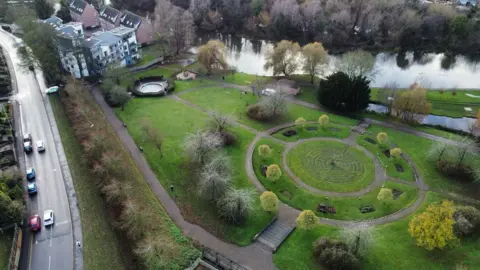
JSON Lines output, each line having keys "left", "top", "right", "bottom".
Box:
{"left": 26, "top": 168, "right": 35, "bottom": 180}
{"left": 29, "top": 215, "right": 41, "bottom": 232}
{"left": 27, "top": 182, "right": 37, "bottom": 195}
{"left": 23, "top": 133, "right": 33, "bottom": 153}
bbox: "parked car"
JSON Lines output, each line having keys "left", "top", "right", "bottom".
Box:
{"left": 26, "top": 168, "right": 35, "bottom": 180}
{"left": 45, "top": 86, "right": 59, "bottom": 95}
{"left": 261, "top": 88, "right": 277, "bottom": 96}
{"left": 27, "top": 182, "right": 37, "bottom": 195}
{"left": 23, "top": 133, "right": 32, "bottom": 142}
{"left": 43, "top": 210, "right": 54, "bottom": 227}
{"left": 36, "top": 140, "right": 45, "bottom": 152}
{"left": 23, "top": 133, "right": 33, "bottom": 153}
{"left": 29, "top": 215, "right": 41, "bottom": 232}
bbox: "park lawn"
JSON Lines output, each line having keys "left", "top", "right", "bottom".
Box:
{"left": 356, "top": 133, "right": 415, "bottom": 182}
{"left": 120, "top": 66, "right": 182, "bottom": 88}
{"left": 272, "top": 123, "right": 350, "bottom": 142}
{"left": 427, "top": 90, "right": 480, "bottom": 103}
{"left": 116, "top": 97, "right": 272, "bottom": 245}
{"left": 174, "top": 79, "right": 219, "bottom": 93}
{"left": 224, "top": 72, "right": 271, "bottom": 86}
{"left": 254, "top": 138, "right": 419, "bottom": 221}
{"left": 296, "top": 85, "right": 318, "bottom": 104}
{"left": 275, "top": 192, "right": 480, "bottom": 270}
{"left": 366, "top": 125, "right": 474, "bottom": 194}
{"left": 287, "top": 140, "right": 375, "bottom": 192}
{"left": 430, "top": 102, "right": 479, "bottom": 118}
{"left": 49, "top": 95, "right": 127, "bottom": 269}
{"left": 0, "top": 229, "right": 13, "bottom": 269}
{"left": 178, "top": 87, "right": 358, "bottom": 131}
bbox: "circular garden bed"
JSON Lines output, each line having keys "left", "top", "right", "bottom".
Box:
{"left": 286, "top": 140, "right": 375, "bottom": 192}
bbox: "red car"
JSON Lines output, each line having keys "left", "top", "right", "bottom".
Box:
{"left": 29, "top": 215, "right": 41, "bottom": 232}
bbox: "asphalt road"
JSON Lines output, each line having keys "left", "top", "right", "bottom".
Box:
{"left": 0, "top": 31, "right": 74, "bottom": 270}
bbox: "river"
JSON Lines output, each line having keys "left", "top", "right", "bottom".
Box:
{"left": 195, "top": 35, "right": 480, "bottom": 89}
{"left": 193, "top": 35, "right": 480, "bottom": 133}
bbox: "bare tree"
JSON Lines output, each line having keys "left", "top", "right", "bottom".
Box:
{"left": 184, "top": 131, "right": 223, "bottom": 165}
{"left": 336, "top": 50, "right": 377, "bottom": 78}
{"left": 427, "top": 140, "right": 451, "bottom": 162}
{"left": 261, "top": 91, "right": 288, "bottom": 118}
{"left": 154, "top": 0, "right": 195, "bottom": 55}
{"left": 207, "top": 111, "right": 232, "bottom": 133}
{"left": 217, "top": 188, "right": 254, "bottom": 224}
{"left": 392, "top": 87, "right": 431, "bottom": 123}
{"left": 301, "top": 42, "right": 329, "bottom": 84}
{"left": 190, "top": 0, "right": 211, "bottom": 24}
{"left": 377, "top": 81, "right": 400, "bottom": 115}
{"left": 341, "top": 222, "right": 375, "bottom": 256}
{"left": 453, "top": 137, "right": 477, "bottom": 166}
{"left": 270, "top": 0, "right": 302, "bottom": 29}
{"left": 197, "top": 40, "right": 229, "bottom": 74}
{"left": 199, "top": 161, "right": 230, "bottom": 201}
{"left": 140, "top": 118, "right": 164, "bottom": 158}
{"left": 119, "top": 199, "right": 150, "bottom": 239}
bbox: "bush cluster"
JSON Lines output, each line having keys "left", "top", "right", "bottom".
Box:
{"left": 312, "top": 238, "right": 360, "bottom": 270}
{"left": 0, "top": 170, "right": 23, "bottom": 226}
{"left": 436, "top": 160, "right": 474, "bottom": 182}
{"left": 61, "top": 79, "right": 199, "bottom": 268}
{"left": 247, "top": 103, "right": 272, "bottom": 122}
{"left": 453, "top": 206, "right": 480, "bottom": 237}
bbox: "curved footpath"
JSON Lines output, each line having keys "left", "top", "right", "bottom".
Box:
{"left": 90, "top": 84, "right": 470, "bottom": 270}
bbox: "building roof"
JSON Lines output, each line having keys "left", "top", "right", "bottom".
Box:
{"left": 99, "top": 6, "right": 121, "bottom": 24}
{"left": 108, "top": 26, "right": 135, "bottom": 37}
{"left": 120, "top": 11, "right": 142, "bottom": 29}
{"left": 56, "top": 25, "right": 77, "bottom": 38}
{"left": 82, "top": 31, "right": 121, "bottom": 48}
{"left": 69, "top": 0, "right": 87, "bottom": 15}
{"left": 43, "top": 16, "right": 63, "bottom": 27}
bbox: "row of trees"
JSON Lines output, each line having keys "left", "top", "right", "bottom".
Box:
{"left": 184, "top": 113, "right": 257, "bottom": 224}
{"left": 60, "top": 78, "right": 199, "bottom": 268}
{"left": 0, "top": 170, "right": 23, "bottom": 227}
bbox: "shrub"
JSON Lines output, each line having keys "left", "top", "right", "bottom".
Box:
{"left": 453, "top": 215, "right": 474, "bottom": 237}
{"left": 247, "top": 104, "right": 271, "bottom": 122}
{"left": 296, "top": 210, "right": 318, "bottom": 230}
{"left": 260, "top": 191, "right": 279, "bottom": 212}
{"left": 295, "top": 117, "right": 306, "bottom": 129}
{"left": 376, "top": 132, "right": 388, "bottom": 145}
{"left": 454, "top": 206, "right": 480, "bottom": 225}
{"left": 266, "top": 164, "right": 282, "bottom": 181}
{"left": 436, "top": 160, "right": 474, "bottom": 182}
{"left": 220, "top": 131, "right": 237, "bottom": 146}
{"left": 453, "top": 206, "right": 480, "bottom": 236}
{"left": 318, "top": 115, "right": 329, "bottom": 129}
{"left": 377, "top": 188, "right": 393, "bottom": 200}
{"left": 390, "top": 148, "right": 402, "bottom": 159}
{"left": 258, "top": 144, "right": 272, "bottom": 159}
{"left": 312, "top": 238, "right": 359, "bottom": 270}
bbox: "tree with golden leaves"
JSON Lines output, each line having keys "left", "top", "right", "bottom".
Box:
{"left": 295, "top": 117, "right": 307, "bottom": 129}
{"left": 390, "top": 148, "right": 402, "bottom": 159}
{"left": 296, "top": 210, "right": 318, "bottom": 230}
{"left": 266, "top": 164, "right": 282, "bottom": 182}
{"left": 264, "top": 40, "right": 301, "bottom": 76}
{"left": 318, "top": 115, "right": 329, "bottom": 129}
{"left": 377, "top": 188, "right": 393, "bottom": 200}
{"left": 376, "top": 132, "right": 388, "bottom": 145}
{"left": 302, "top": 42, "right": 328, "bottom": 84}
{"left": 258, "top": 144, "right": 272, "bottom": 159}
{"left": 393, "top": 87, "right": 432, "bottom": 123}
{"left": 408, "top": 200, "right": 457, "bottom": 251}
{"left": 260, "top": 191, "right": 279, "bottom": 213}
{"left": 197, "top": 40, "right": 229, "bottom": 75}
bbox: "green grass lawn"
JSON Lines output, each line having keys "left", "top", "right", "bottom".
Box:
{"left": 356, "top": 134, "right": 415, "bottom": 182}
{"left": 224, "top": 72, "right": 271, "bottom": 86}
{"left": 365, "top": 125, "right": 475, "bottom": 194}
{"left": 116, "top": 97, "right": 272, "bottom": 245}
{"left": 0, "top": 229, "right": 13, "bottom": 269}
{"left": 178, "top": 87, "right": 358, "bottom": 131}
{"left": 254, "top": 138, "right": 418, "bottom": 221}
{"left": 120, "top": 65, "right": 182, "bottom": 88}
{"left": 49, "top": 95, "right": 128, "bottom": 269}
{"left": 370, "top": 88, "right": 480, "bottom": 118}
{"left": 272, "top": 124, "right": 350, "bottom": 142}
{"left": 296, "top": 85, "right": 318, "bottom": 104}
{"left": 274, "top": 192, "right": 480, "bottom": 270}
{"left": 174, "top": 79, "right": 219, "bottom": 93}
{"left": 287, "top": 140, "right": 375, "bottom": 192}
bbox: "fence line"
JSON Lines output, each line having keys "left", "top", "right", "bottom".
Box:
{"left": 202, "top": 247, "right": 250, "bottom": 270}
{"left": 5, "top": 224, "right": 21, "bottom": 270}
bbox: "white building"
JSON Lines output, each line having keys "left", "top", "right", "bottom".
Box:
{"left": 56, "top": 22, "right": 90, "bottom": 78}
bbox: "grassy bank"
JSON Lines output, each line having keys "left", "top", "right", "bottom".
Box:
{"left": 49, "top": 95, "right": 128, "bottom": 269}
{"left": 0, "top": 229, "right": 13, "bottom": 269}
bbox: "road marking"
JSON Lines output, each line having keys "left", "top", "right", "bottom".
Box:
{"left": 48, "top": 256, "right": 51, "bottom": 270}
{"left": 49, "top": 230, "right": 52, "bottom": 247}
{"left": 28, "top": 233, "right": 34, "bottom": 270}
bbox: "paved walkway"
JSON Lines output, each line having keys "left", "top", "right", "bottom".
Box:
{"left": 89, "top": 83, "right": 474, "bottom": 270}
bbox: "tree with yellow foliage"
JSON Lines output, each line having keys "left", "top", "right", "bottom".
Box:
{"left": 390, "top": 148, "right": 402, "bottom": 159}
{"left": 393, "top": 87, "right": 431, "bottom": 123}
{"left": 295, "top": 117, "right": 307, "bottom": 129}
{"left": 318, "top": 115, "right": 329, "bottom": 129}
{"left": 260, "top": 191, "right": 279, "bottom": 213}
{"left": 376, "top": 132, "right": 388, "bottom": 146}
{"left": 296, "top": 210, "right": 318, "bottom": 230}
{"left": 266, "top": 164, "right": 282, "bottom": 182}
{"left": 258, "top": 144, "right": 272, "bottom": 159}
{"left": 408, "top": 200, "right": 457, "bottom": 251}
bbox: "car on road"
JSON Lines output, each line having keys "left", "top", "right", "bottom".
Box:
{"left": 29, "top": 215, "right": 41, "bottom": 232}
{"left": 27, "top": 182, "right": 37, "bottom": 195}
{"left": 23, "top": 133, "right": 32, "bottom": 153}
{"left": 36, "top": 140, "right": 45, "bottom": 152}
{"left": 43, "top": 210, "right": 54, "bottom": 227}
{"left": 26, "top": 168, "right": 35, "bottom": 180}
{"left": 45, "top": 86, "right": 59, "bottom": 95}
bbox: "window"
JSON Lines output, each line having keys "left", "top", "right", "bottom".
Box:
{"left": 77, "top": 30, "right": 81, "bottom": 35}
{"left": 71, "top": 65, "right": 74, "bottom": 69}
{"left": 96, "top": 55, "right": 100, "bottom": 60}
{"left": 104, "top": 51, "right": 107, "bottom": 56}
